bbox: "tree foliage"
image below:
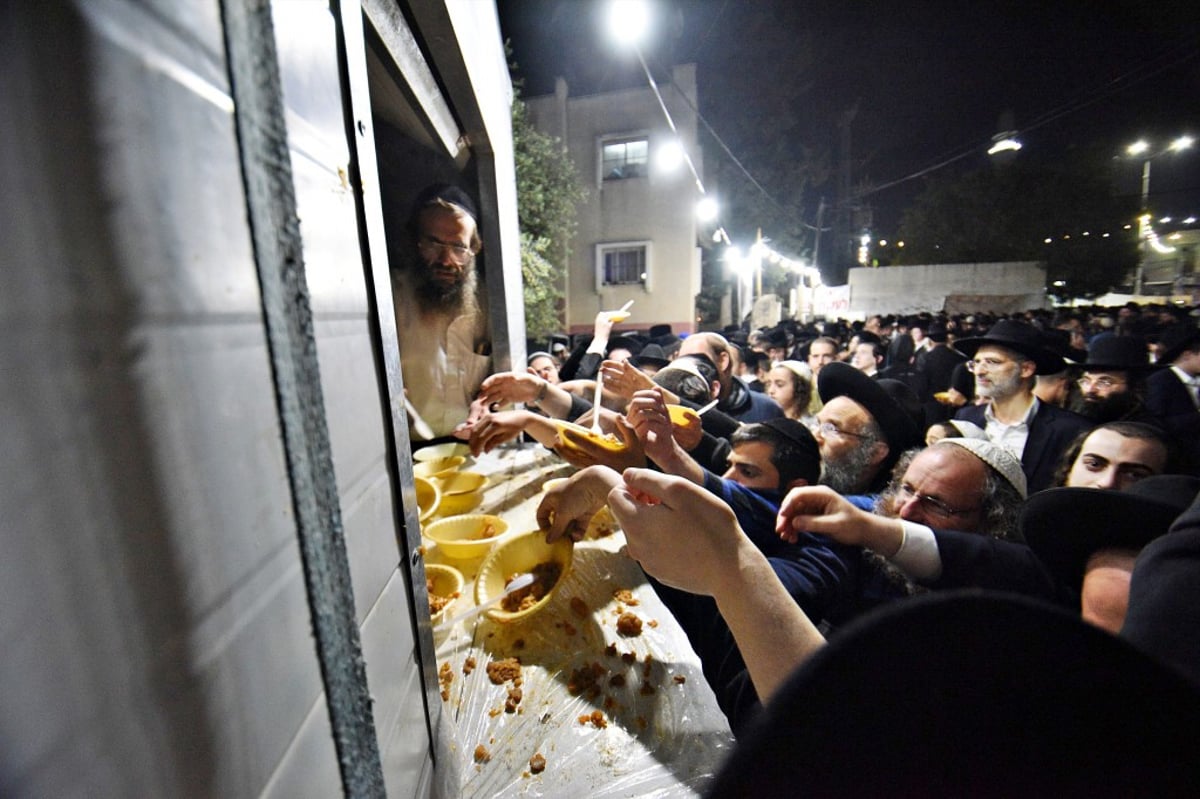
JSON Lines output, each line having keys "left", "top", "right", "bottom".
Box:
{"left": 511, "top": 77, "right": 584, "bottom": 339}
{"left": 895, "top": 157, "right": 1137, "bottom": 299}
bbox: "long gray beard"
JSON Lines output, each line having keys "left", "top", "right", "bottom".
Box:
{"left": 819, "top": 443, "right": 878, "bottom": 494}
{"left": 413, "top": 262, "right": 478, "bottom": 316}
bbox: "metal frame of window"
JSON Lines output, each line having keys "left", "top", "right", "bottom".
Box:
{"left": 595, "top": 240, "right": 652, "bottom": 290}
{"left": 599, "top": 135, "right": 649, "bottom": 182}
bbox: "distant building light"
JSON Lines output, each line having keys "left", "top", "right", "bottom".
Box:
{"left": 896, "top": 241, "right": 904, "bottom": 248}
{"left": 1082, "top": 231, "right": 1090, "bottom": 236}
{"left": 656, "top": 139, "right": 685, "bottom": 172}
{"left": 1185, "top": 217, "right": 1197, "bottom": 225}
{"left": 878, "top": 239, "right": 888, "bottom": 246}
{"left": 1102, "top": 232, "right": 1111, "bottom": 238}
{"left": 1160, "top": 216, "right": 1173, "bottom": 224}
{"left": 1044, "top": 237, "right": 1053, "bottom": 244}
{"left": 1123, "top": 224, "right": 1133, "bottom": 230}
{"left": 1053, "top": 280, "right": 1066, "bottom": 287}
{"left": 1169, "top": 233, "right": 1183, "bottom": 240}
{"left": 695, "top": 196, "right": 719, "bottom": 222}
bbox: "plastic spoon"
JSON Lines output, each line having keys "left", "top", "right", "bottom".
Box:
{"left": 695, "top": 398, "right": 719, "bottom": 416}
{"left": 608, "top": 299, "right": 634, "bottom": 322}
{"left": 404, "top": 395, "right": 435, "bottom": 440}
{"left": 591, "top": 372, "right": 606, "bottom": 434}
{"left": 438, "top": 573, "right": 535, "bottom": 628}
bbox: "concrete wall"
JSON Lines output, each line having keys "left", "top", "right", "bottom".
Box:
{"left": 526, "top": 65, "right": 702, "bottom": 335}
{"left": 1, "top": 1, "right": 516, "bottom": 795}
{"left": 848, "top": 262, "right": 1050, "bottom": 316}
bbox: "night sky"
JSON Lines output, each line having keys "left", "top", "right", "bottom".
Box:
{"left": 498, "top": 0, "right": 1200, "bottom": 241}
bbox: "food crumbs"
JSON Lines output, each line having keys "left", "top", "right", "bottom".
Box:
{"left": 463, "top": 656, "right": 476, "bottom": 675}
{"left": 529, "top": 753, "right": 547, "bottom": 774}
{"left": 617, "top": 612, "right": 643, "bottom": 637}
{"left": 673, "top": 674, "right": 687, "bottom": 684}
{"left": 613, "top": 589, "right": 638, "bottom": 606}
{"left": 438, "top": 661, "right": 453, "bottom": 701}
{"left": 474, "top": 745, "right": 490, "bottom": 763}
{"left": 570, "top": 596, "right": 589, "bottom": 617}
{"left": 487, "top": 657, "right": 522, "bottom": 685}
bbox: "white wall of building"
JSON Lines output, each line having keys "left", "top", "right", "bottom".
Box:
{"left": 526, "top": 65, "right": 702, "bottom": 335}
{"left": 846, "top": 262, "right": 1050, "bottom": 316}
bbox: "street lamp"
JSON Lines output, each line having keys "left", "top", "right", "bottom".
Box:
{"left": 1127, "top": 136, "right": 1194, "bottom": 295}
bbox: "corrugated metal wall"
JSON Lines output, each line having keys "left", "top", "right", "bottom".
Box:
{"left": 0, "top": 1, "right": 513, "bottom": 795}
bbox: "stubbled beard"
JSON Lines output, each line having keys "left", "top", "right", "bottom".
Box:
{"left": 413, "top": 260, "right": 477, "bottom": 315}
{"left": 975, "top": 370, "right": 1021, "bottom": 401}
{"left": 818, "top": 442, "right": 878, "bottom": 494}
{"left": 1070, "top": 390, "right": 1137, "bottom": 422}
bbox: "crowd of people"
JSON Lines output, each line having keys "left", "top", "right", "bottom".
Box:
{"left": 393, "top": 182, "right": 1200, "bottom": 792}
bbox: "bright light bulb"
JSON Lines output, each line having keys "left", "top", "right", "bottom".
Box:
{"left": 1184, "top": 217, "right": 1197, "bottom": 225}
{"left": 609, "top": 0, "right": 650, "bottom": 47}
{"left": 656, "top": 140, "right": 684, "bottom": 171}
{"left": 696, "top": 196, "right": 719, "bottom": 222}
{"left": 1160, "top": 217, "right": 1173, "bottom": 224}
{"left": 1127, "top": 140, "right": 1150, "bottom": 156}
{"left": 1170, "top": 135, "right": 1194, "bottom": 152}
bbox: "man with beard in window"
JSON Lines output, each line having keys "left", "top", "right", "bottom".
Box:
{"left": 391, "top": 184, "right": 490, "bottom": 441}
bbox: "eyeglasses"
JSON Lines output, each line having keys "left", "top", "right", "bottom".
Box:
{"left": 810, "top": 420, "right": 870, "bottom": 440}
{"left": 417, "top": 235, "right": 474, "bottom": 266}
{"left": 896, "top": 483, "right": 978, "bottom": 518}
{"left": 1077, "top": 375, "right": 1125, "bottom": 390}
{"left": 966, "top": 356, "right": 1013, "bottom": 373}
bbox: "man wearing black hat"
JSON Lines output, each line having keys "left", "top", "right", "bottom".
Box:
{"left": 915, "top": 319, "right": 966, "bottom": 395}
{"left": 1022, "top": 474, "right": 1200, "bottom": 632}
{"left": 813, "top": 363, "right": 924, "bottom": 495}
{"left": 392, "top": 183, "right": 489, "bottom": 440}
{"left": 954, "top": 320, "right": 1092, "bottom": 493}
{"left": 1069, "top": 334, "right": 1160, "bottom": 425}
{"left": 1145, "top": 323, "right": 1200, "bottom": 470}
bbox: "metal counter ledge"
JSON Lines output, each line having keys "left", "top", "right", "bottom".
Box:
{"left": 418, "top": 441, "right": 736, "bottom": 797}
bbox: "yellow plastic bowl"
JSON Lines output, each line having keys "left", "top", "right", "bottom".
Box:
{"left": 414, "top": 476, "right": 441, "bottom": 523}
{"left": 424, "top": 563, "right": 464, "bottom": 625}
{"left": 438, "top": 471, "right": 488, "bottom": 495}
{"left": 552, "top": 419, "right": 628, "bottom": 454}
{"left": 423, "top": 513, "right": 509, "bottom": 560}
{"left": 414, "top": 442, "right": 470, "bottom": 462}
{"left": 475, "top": 530, "right": 574, "bottom": 623}
{"left": 413, "top": 456, "right": 465, "bottom": 479}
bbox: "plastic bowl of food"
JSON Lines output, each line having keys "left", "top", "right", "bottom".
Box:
{"left": 414, "top": 476, "right": 441, "bottom": 523}
{"left": 666, "top": 404, "right": 704, "bottom": 449}
{"left": 423, "top": 513, "right": 509, "bottom": 560}
{"left": 424, "top": 563, "right": 464, "bottom": 625}
{"left": 413, "top": 456, "right": 466, "bottom": 480}
{"left": 475, "top": 530, "right": 574, "bottom": 623}
{"left": 436, "top": 471, "right": 489, "bottom": 516}
{"left": 414, "top": 442, "right": 470, "bottom": 462}
{"left": 551, "top": 419, "right": 628, "bottom": 454}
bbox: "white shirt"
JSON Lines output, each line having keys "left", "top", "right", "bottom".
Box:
{"left": 1170, "top": 365, "right": 1200, "bottom": 409}
{"left": 983, "top": 396, "right": 1039, "bottom": 461}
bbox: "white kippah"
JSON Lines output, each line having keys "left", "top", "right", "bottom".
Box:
{"left": 938, "top": 437, "right": 1028, "bottom": 498}
{"left": 775, "top": 360, "right": 813, "bottom": 380}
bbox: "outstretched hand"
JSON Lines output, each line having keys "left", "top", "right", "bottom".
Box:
{"left": 775, "top": 485, "right": 886, "bottom": 547}
{"left": 607, "top": 468, "right": 746, "bottom": 595}
{"left": 537, "top": 466, "right": 621, "bottom": 543}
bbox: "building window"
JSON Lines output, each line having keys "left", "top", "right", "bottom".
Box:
{"left": 601, "top": 137, "right": 648, "bottom": 180}
{"left": 597, "top": 242, "right": 650, "bottom": 287}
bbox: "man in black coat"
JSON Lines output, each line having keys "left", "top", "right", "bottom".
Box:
{"left": 953, "top": 320, "right": 1092, "bottom": 494}
{"left": 1145, "top": 323, "right": 1200, "bottom": 471}
{"left": 916, "top": 320, "right": 966, "bottom": 396}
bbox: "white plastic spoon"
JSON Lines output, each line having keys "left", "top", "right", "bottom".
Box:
{"left": 438, "top": 572, "right": 535, "bottom": 628}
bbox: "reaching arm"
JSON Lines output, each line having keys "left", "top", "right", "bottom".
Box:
{"left": 626, "top": 388, "right": 707, "bottom": 486}
{"left": 776, "top": 485, "right": 905, "bottom": 555}
{"left": 610, "top": 469, "right": 826, "bottom": 704}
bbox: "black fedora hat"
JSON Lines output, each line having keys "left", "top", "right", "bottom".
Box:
{"left": 954, "top": 319, "right": 1065, "bottom": 375}
{"left": 817, "top": 362, "right": 923, "bottom": 458}
{"left": 1021, "top": 474, "right": 1200, "bottom": 591}
{"left": 1080, "top": 334, "right": 1152, "bottom": 372}
{"left": 1155, "top": 322, "right": 1200, "bottom": 366}
{"left": 707, "top": 590, "right": 1200, "bottom": 798}
{"left": 629, "top": 342, "right": 669, "bottom": 370}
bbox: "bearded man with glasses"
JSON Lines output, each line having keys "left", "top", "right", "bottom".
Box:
{"left": 391, "top": 184, "right": 490, "bottom": 440}
{"left": 953, "top": 320, "right": 1092, "bottom": 494}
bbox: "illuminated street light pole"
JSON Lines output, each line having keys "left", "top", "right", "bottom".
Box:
{"left": 1128, "top": 136, "right": 1194, "bottom": 295}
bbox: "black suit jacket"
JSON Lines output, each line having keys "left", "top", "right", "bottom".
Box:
{"left": 1145, "top": 368, "right": 1200, "bottom": 469}
{"left": 918, "top": 344, "right": 967, "bottom": 395}
{"left": 955, "top": 400, "right": 1093, "bottom": 494}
